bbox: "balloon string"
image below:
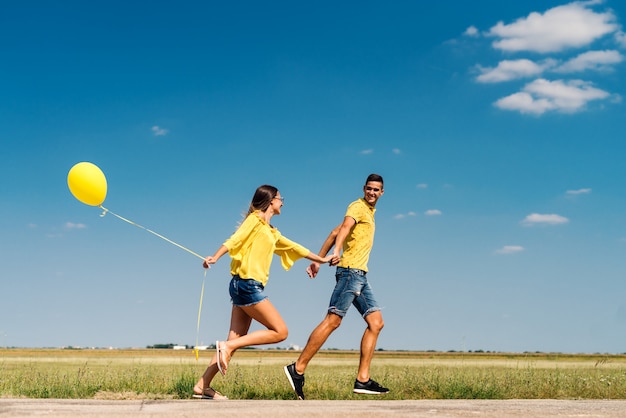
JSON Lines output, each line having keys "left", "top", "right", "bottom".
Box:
{"left": 98, "top": 205, "right": 205, "bottom": 260}
{"left": 194, "top": 270, "right": 207, "bottom": 361}
{"left": 98, "top": 205, "right": 208, "bottom": 360}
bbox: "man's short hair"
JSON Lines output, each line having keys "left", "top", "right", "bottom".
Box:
{"left": 366, "top": 173, "right": 384, "bottom": 186}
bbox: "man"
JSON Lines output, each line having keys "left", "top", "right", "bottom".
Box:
{"left": 284, "top": 174, "right": 389, "bottom": 400}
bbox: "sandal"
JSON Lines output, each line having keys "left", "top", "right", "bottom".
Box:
{"left": 192, "top": 386, "right": 228, "bottom": 400}
{"left": 216, "top": 340, "right": 230, "bottom": 376}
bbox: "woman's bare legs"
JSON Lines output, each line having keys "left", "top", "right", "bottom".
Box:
{"left": 195, "top": 298, "right": 288, "bottom": 393}
{"left": 194, "top": 304, "right": 253, "bottom": 396}
{"left": 219, "top": 299, "right": 288, "bottom": 368}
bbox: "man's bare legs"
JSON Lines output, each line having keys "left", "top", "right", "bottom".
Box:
{"left": 295, "top": 310, "right": 384, "bottom": 380}
{"left": 356, "top": 310, "right": 384, "bottom": 382}
{"left": 294, "top": 313, "right": 342, "bottom": 374}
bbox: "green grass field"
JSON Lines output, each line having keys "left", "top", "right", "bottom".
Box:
{"left": 1, "top": 348, "right": 625, "bottom": 400}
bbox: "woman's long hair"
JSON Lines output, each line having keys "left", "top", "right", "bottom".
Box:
{"left": 247, "top": 184, "right": 279, "bottom": 215}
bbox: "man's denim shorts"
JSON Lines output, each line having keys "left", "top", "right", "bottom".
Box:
{"left": 328, "top": 267, "right": 380, "bottom": 318}
{"left": 229, "top": 275, "right": 268, "bottom": 307}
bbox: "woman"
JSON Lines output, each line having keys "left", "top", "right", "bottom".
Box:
{"left": 193, "top": 185, "right": 336, "bottom": 399}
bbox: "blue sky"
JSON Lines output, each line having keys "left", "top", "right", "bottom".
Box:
{"left": 2, "top": 0, "right": 625, "bottom": 354}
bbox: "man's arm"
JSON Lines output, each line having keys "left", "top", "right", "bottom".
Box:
{"left": 331, "top": 216, "right": 356, "bottom": 259}
{"left": 306, "top": 223, "right": 342, "bottom": 278}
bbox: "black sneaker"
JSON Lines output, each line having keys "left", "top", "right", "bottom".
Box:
{"left": 353, "top": 378, "right": 389, "bottom": 395}
{"left": 284, "top": 363, "right": 305, "bottom": 400}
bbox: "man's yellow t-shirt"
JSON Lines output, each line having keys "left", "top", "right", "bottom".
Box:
{"left": 338, "top": 198, "right": 376, "bottom": 272}
{"left": 223, "top": 212, "right": 310, "bottom": 286}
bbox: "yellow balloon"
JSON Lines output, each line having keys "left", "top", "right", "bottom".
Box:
{"left": 67, "top": 162, "right": 108, "bottom": 206}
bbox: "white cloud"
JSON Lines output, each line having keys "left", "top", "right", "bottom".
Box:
{"left": 488, "top": 2, "right": 618, "bottom": 53}
{"left": 554, "top": 50, "right": 624, "bottom": 73}
{"left": 469, "top": 1, "right": 623, "bottom": 116}
{"left": 478, "top": 51, "right": 623, "bottom": 84}
{"left": 151, "top": 125, "right": 169, "bottom": 136}
{"left": 522, "top": 213, "right": 569, "bottom": 226}
{"left": 476, "top": 59, "right": 556, "bottom": 83}
{"left": 495, "top": 245, "right": 525, "bottom": 254}
{"left": 495, "top": 78, "right": 610, "bottom": 114}
{"left": 425, "top": 209, "right": 442, "bottom": 216}
{"left": 416, "top": 183, "right": 428, "bottom": 189}
{"left": 360, "top": 149, "right": 374, "bottom": 155}
{"left": 495, "top": 91, "right": 553, "bottom": 114}
{"left": 394, "top": 212, "right": 417, "bottom": 220}
{"left": 392, "top": 148, "right": 401, "bottom": 155}
{"left": 464, "top": 26, "right": 479, "bottom": 37}
{"left": 566, "top": 188, "right": 592, "bottom": 195}
{"left": 65, "top": 222, "right": 87, "bottom": 230}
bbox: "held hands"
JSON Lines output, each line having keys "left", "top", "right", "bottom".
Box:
{"left": 306, "top": 253, "right": 341, "bottom": 278}
{"left": 321, "top": 253, "right": 340, "bottom": 266}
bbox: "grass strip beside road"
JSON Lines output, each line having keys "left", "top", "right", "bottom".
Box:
{"left": 1, "top": 349, "right": 625, "bottom": 400}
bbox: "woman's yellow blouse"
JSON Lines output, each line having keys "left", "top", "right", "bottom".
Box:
{"left": 223, "top": 212, "right": 310, "bottom": 286}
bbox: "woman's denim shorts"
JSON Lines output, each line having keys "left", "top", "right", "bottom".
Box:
{"left": 328, "top": 267, "right": 380, "bottom": 318}
{"left": 229, "top": 275, "right": 268, "bottom": 307}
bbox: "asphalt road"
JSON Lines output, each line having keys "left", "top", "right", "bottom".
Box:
{"left": 1, "top": 399, "right": 625, "bottom": 417}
